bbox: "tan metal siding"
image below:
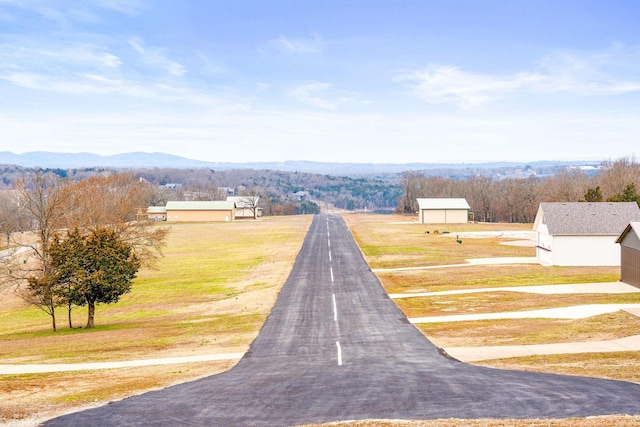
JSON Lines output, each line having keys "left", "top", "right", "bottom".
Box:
{"left": 166, "top": 209, "right": 234, "bottom": 222}
{"left": 421, "top": 209, "right": 468, "bottom": 224}
{"left": 621, "top": 246, "right": 640, "bottom": 288}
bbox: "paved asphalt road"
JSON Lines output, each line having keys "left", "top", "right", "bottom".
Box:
{"left": 44, "top": 214, "right": 640, "bottom": 426}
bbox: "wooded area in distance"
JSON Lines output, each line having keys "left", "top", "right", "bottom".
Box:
{"left": 1, "top": 156, "right": 639, "bottom": 224}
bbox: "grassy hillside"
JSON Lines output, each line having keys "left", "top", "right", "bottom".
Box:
{"left": 0, "top": 216, "right": 312, "bottom": 423}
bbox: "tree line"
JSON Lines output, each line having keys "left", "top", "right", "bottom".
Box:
{"left": 397, "top": 156, "right": 640, "bottom": 222}
{"left": 0, "top": 165, "right": 402, "bottom": 212}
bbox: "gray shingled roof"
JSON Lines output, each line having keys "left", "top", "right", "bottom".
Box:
{"left": 538, "top": 202, "right": 640, "bottom": 235}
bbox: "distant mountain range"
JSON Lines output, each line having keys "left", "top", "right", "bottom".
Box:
{"left": 0, "top": 151, "right": 601, "bottom": 176}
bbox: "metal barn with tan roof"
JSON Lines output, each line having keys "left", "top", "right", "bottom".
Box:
{"left": 417, "top": 198, "right": 471, "bottom": 224}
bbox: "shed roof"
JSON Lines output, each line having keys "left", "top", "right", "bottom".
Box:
{"left": 417, "top": 198, "right": 470, "bottom": 210}
{"left": 165, "top": 201, "right": 236, "bottom": 211}
{"left": 147, "top": 206, "right": 167, "bottom": 214}
{"left": 226, "top": 196, "right": 259, "bottom": 209}
{"left": 535, "top": 202, "right": 640, "bottom": 235}
{"left": 615, "top": 222, "right": 640, "bottom": 244}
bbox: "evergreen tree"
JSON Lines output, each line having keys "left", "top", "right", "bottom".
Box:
{"left": 49, "top": 227, "right": 140, "bottom": 328}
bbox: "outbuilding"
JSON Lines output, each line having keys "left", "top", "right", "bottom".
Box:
{"left": 226, "top": 196, "right": 261, "bottom": 219}
{"left": 146, "top": 206, "right": 168, "bottom": 221}
{"left": 615, "top": 222, "right": 640, "bottom": 288}
{"left": 163, "top": 201, "right": 236, "bottom": 222}
{"left": 533, "top": 202, "right": 640, "bottom": 266}
{"left": 417, "top": 198, "right": 471, "bottom": 224}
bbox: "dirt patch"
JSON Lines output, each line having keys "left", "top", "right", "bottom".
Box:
{"left": 479, "top": 351, "right": 640, "bottom": 384}
{"left": 0, "top": 361, "right": 235, "bottom": 426}
{"left": 378, "top": 264, "right": 619, "bottom": 295}
{"left": 417, "top": 311, "right": 640, "bottom": 347}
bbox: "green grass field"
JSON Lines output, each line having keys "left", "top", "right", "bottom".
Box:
{"left": 0, "top": 216, "right": 312, "bottom": 422}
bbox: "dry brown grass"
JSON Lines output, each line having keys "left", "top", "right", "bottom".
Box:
{"left": 0, "top": 216, "right": 312, "bottom": 424}
{"left": 418, "top": 311, "right": 640, "bottom": 347}
{"left": 3, "top": 214, "right": 639, "bottom": 426}
{"left": 378, "top": 265, "right": 619, "bottom": 294}
{"left": 343, "top": 214, "right": 534, "bottom": 269}
{"left": 298, "top": 416, "right": 640, "bottom": 427}
{"left": 395, "top": 291, "right": 640, "bottom": 318}
{"left": 0, "top": 361, "right": 235, "bottom": 425}
{"left": 341, "top": 213, "right": 640, "bottom": 422}
{"left": 479, "top": 351, "right": 640, "bottom": 384}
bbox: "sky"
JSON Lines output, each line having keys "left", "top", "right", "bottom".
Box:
{"left": 1, "top": 0, "right": 639, "bottom": 164}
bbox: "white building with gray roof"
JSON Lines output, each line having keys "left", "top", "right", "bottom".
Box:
{"left": 533, "top": 202, "right": 640, "bottom": 266}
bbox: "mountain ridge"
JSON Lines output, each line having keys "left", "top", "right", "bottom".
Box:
{"left": 0, "top": 151, "right": 600, "bottom": 175}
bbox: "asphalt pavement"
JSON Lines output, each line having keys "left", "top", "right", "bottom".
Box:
{"left": 43, "top": 214, "right": 640, "bottom": 426}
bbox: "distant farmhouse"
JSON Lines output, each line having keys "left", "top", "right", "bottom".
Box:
{"left": 226, "top": 196, "right": 261, "bottom": 219}
{"left": 417, "top": 198, "right": 471, "bottom": 224}
{"left": 147, "top": 201, "right": 236, "bottom": 222}
{"left": 616, "top": 222, "right": 640, "bottom": 288}
{"left": 533, "top": 202, "right": 640, "bottom": 266}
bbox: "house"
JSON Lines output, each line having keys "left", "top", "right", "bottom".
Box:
{"left": 226, "top": 196, "right": 261, "bottom": 219}
{"left": 533, "top": 202, "right": 640, "bottom": 266}
{"left": 417, "top": 198, "right": 471, "bottom": 224}
{"left": 615, "top": 222, "right": 640, "bottom": 288}
{"left": 147, "top": 201, "right": 236, "bottom": 222}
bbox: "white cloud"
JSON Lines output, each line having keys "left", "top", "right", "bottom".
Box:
{"left": 128, "top": 38, "right": 186, "bottom": 76}
{"left": 0, "top": 0, "right": 142, "bottom": 23}
{"left": 288, "top": 82, "right": 354, "bottom": 109}
{"left": 395, "top": 65, "right": 546, "bottom": 108}
{"left": 399, "top": 46, "right": 640, "bottom": 108}
{"left": 96, "top": 0, "right": 144, "bottom": 16}
{"left": 269, "top": 34, "right": 323, "bottom": 54}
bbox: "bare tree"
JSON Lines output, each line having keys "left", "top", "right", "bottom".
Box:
{"left": 238, "top": 187, "right": 263, "bottom": 219}
{"left": 465, "top": 175, "right": 494, "bottom": 222}
{"left": 4, "top": 173, "right": 76, "bottom": 331}
{"left": 68, "top": 174, "right": 168, "bottom": 267}
{"left": 0, "top": 190, "right": 23, "bottom": 249}
{"left": 535, "top": 168, "right": 590, "bottom": 202}
{"left": 597, "top": 156, "right": 640, "bottom": 200}
{"left": 398, "top": 171, "right": 426, "bottom": 214}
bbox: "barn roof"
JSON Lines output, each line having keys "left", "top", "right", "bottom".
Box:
{"left": 147, "top": 206, "right": 167, "bottom": 214}
{"left": 226, "top": 196, "right": 259, "bottom": 209}
{"left": 165, "top": 201, "right": 236, "bottom": 211}
{"left": 417, "top": 198, "right": 470, "bottom": 210}
{"left": 535, "top": 202, "right": 640, "bottom": 235}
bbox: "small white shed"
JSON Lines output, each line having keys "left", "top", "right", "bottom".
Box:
{"left": 417, "top": 198, "right": 470, "bottom": 224}
{"left": 533, "top": 202, "right": 640, "bottom": 266}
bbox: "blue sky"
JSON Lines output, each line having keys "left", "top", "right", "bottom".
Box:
{"left": 1, "top": 1, "right": 639, "bottom": 164}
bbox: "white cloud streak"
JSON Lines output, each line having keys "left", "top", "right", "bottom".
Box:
{"left": 398, "top": 47, "right": 640, "bottom": 108}
{"left": 288, "top": 82, "right": 354, "bottom": 109}
{"left": 269, "top": 34, "right": 323, "bottom": 54}
{"left": 396, "top": 65, "right": 546, "bottom": 108}
{"left": 128, "top": 38, "right": 187, "bottom": 76}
